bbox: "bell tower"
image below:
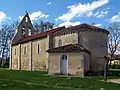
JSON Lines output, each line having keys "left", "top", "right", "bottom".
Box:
{"left": 12, "top": 12, "right": 34, "bottom": 44}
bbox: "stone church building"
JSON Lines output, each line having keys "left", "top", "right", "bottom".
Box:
{"left": 10, "top": 13, "right": 109, "bottom": 76}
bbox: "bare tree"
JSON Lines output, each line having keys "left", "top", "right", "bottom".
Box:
{"left": 33, "top": 20, "right": 55, "bottom": 33}
{"left": 44, "top": 21, "right": 54, "bottom": 30}
{"left": 108, "top": 22, "right": 120, "bottom": 65}
{"left": 0, "top": 23, "right": 15, "bottom": 65}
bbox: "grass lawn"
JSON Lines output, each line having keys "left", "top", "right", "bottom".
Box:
{"left": 0, "top": 69, "right": 119, "bottom": 90}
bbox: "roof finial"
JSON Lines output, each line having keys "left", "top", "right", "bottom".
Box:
{"left": 25, "top": 11, "right": 28, "bottom": 14}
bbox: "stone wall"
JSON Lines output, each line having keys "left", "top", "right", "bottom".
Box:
{"left": 32, "top": 37, "right": 47, "bottom": 70}
{"left": 48, "top": 52, "right": 84, "bottom": 76}
{"left": 11, "top": 45, "right": 20, "bottom": 70}
{"left": 83, "top": 52, "right": 90, "bottom": 73}
{"left": 80, "top": 31, "right": 108, "bottom": 72}
{"left": 54, "top": 33, "right": 78, "bottom": 48}
{"left": 11, "top": 37, "right": 48, "bottom": 71}
{"left": 21, "top": 42, "right": 30, "bottom": 70}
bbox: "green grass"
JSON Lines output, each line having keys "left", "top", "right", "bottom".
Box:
{"left": 0, "top": 69, "right": 119, "bottom": 90}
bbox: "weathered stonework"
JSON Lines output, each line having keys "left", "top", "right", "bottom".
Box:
{"left": 21, "top": 42, "right": 30, "bottom": 70}
{"left": 11, "top": 45, "right": 19, "bottom": 70}
{"left": 54, "top": 33, "right": 78, "bottom": 48}
{"left": 11, "top": 37, "right": 48, "bottom": 71}
{"left": 10, "top": 13, "right": 109, "bottom": 76}
{"left": 80, "top": 31, "right": 108, "bottom": 72}
{"left": 32, "top": 37, "right": 47, "bottom": 70}
{"left": 48, "top": 52, "right": 88, "bottom": 76}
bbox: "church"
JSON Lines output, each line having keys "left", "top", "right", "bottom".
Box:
{"left": 10, "top": 13, "right": 109, "bottom": 76}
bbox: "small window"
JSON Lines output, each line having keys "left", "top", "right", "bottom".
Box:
{"left": 58, "top": 39, "right": 62, "bottom": 47}
{"left": 14, "top": 48, "right": 16, "bottom": 55}
{"left": 28, "top": 28, "right": 31, "bottom": 36}
{"left": 22, "top": 27, "right": 25, "bottom": 35}
{"left": 24, "top": 47, "right": 27, "bottom": 55}
{"left": 37, "top": 43, "right": 41, "bottom": 54}
{"left": 25, "top": 17, "right": 28, "bottom": 22}
{"left": 61, "top": 54, "right": 67, "bottom": 60}
{"left": 38, "top": 44, "right": 40, "bottom": 54}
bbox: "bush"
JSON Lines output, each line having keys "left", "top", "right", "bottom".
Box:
{"left": 110, "top": 64, "right": 120, "bottom": 69}
{"left": 1, "top": 62, "right": 9, "bottom": 68}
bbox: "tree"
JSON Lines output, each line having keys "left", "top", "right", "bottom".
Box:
{"left": 0, "top": 23, "right": 15, "bottom": 66}
{"left": 44, "top": 21, "right": 54, "bottom": 30}
{"left": 33, "top": 20, "right": 55, "bottom": 33}
{"left": 108, "top": 22, "right": 120, "bottom": 65}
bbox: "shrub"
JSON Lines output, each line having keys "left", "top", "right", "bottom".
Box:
{"left": 110, "top": 64, "right": 120, "bottom": 69}
{"left": 1, "top": 62, "right": 9, "bottom": 68}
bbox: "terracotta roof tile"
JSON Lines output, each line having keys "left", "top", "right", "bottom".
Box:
{"left": 51, "top": 23, "right": 109, "bottom": 36}
{"left": 67, "top": 23, "right": 109, "bottom": 32}
{"left": 46, "top": 44, "right": 90, "bottom": 53}
{"left": 12, "top": 26, "right": 65, "bottom": 45}
{"left": 12, "top": 23, "right": 109, "bottom": 45}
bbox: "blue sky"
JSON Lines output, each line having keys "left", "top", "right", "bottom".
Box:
{"left": 0, "top": 0, "right": 119, "bottom": 28}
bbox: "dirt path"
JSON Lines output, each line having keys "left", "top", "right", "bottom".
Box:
{"left": 107, "top": 79, "right": 120, "bottom": 84}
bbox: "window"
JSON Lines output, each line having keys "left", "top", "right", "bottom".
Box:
{"left": 37, "top": 43, "right": 41, "bottom": 54}
{"left": 25, "top": 17, "right": 28, "bottom": 22}
{"left": 38, "top": 44, "right": 40, "bottom": 54}
{"left": 58, "top": 39, "right": 62, "bottom": 47}
{"left": 22, "top": 27, "right": 25, "bottom": 35}
{"left": 28, "top": 28, "right": 31, "bottom": 36}
{"left": 61, "top": 54, "right": 67, "bottom": 60}
{"left": 24, "top": 47, "right": 27, "bottom": 55}
{"left": 14, "top": 48, "right": 16, "bottom": 55}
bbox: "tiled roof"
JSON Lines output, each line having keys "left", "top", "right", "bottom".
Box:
{"left": 12, "top": 23, "right": 109, "bottom": 45}
{"left": 46, "top": 44, "right": 90, "bottom": 53}
{"left": 12, "top": 26, "right": 65, "bottom": 45}
{"left": 51, "top": 23, "right": 109, "bottom": 36}
{"left": 69, "top": 23, "right": 101, "bottom": 30}
{"left": 67, "top": 23, "right": 109, "bottom": 33}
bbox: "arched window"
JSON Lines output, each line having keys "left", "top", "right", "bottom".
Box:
{"left": 37, "top": 43, "right": 41, "bottom": 54}
{"left": 24, "top": 47, "right": 27, "bottom": 55}
{"left": 58, "top": 39, "right": 62, "bottom": 47}
{"left": 28, "top": 28, "right": 31, "bottom": 36}
{"left": 61, "top": 54, "right": 67, "bottom": 60}
{"left": 14, "top": 48, "right": 16, "bottom": 55}
{"left": 26, "top": 17, "right": 28, "bottom": 22}
{"left": 38, "top": 44, "right": 40, "bottom": 54}
{"left": 22, "top": 27, "right": 25, "bottom": 35}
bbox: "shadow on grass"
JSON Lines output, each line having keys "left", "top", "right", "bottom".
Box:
{"left": 86, "top": 69, "right": 120, "bottom": 79}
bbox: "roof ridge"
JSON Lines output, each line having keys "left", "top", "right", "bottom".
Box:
{"left": 46, "top": 44, "right": 90, "bottom": 53}
{"left": 12, "top": 26, "right": 65, "bottom": 45}
{"left": 26, "top": 26, "right": 65, "bottom": 38}
{"left": 12, "top": 23, "right": 109, "bottom": 46}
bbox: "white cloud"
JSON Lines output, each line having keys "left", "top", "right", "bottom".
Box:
{"left": 46, "top": 2, "right": 51, "bottom": 5}
{"left": 0, "top": 11, "right": 11, "bottom": 23}
{"left": 94, "top": 9, "right": 109, "bottom": 18}
{"left": 59, "top": 21, "right": 80, "bottom": 27}
{"left": 18, "top": 16, "right": 22, "bottom": 21}
{"left": 30, "top": 11, "right": 49, "bottom": 21}
{"left": 19, "top": 11, "right": 49, "bottom": 22}
{"left": 86, "top": 11, "right": 93, "bottom": 17}
{"left": 56, "top": 0, "right": 109, "bottom": 21}
{"left": 109, "top": 12, "right": 120, "bottom": 22}
{"left": 93, "top": 24, "right": 102, "bottom": 27}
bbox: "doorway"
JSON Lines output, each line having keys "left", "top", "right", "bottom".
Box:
{"left": 60, "top": 54, "right": 68, "bottom": 74}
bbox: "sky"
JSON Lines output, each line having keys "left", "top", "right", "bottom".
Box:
{"left": 0, "top": 0, "right": 119, "bottom": 28}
